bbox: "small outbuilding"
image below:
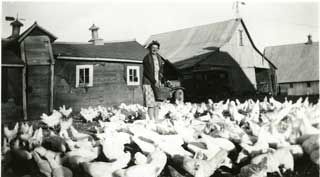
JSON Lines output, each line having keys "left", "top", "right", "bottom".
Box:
{"left": 2, "top": 20, "right": 57, "bottom": 120}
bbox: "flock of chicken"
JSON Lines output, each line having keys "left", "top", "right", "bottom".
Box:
{"left": 2, "top": 97, "right": 320, "bottom": 177}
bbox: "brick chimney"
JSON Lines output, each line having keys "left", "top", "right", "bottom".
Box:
{"left": 10, "top": 19, "right": 23, "bottom": 38}
{"left": 88, "top": 24, "right": 104, "bottom": 45}
{"left": 306, "top": 34, "right": 312, "bottom": 44}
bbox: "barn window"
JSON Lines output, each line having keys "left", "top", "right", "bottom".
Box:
{"left": 127, "top": 66, "right": 140, "bottom": 86}
{"left": 307, "top": 82, "right": 311, "bottom": 88}
{"left": 289, "top": 83, "right": 293, "bottom": 88}
{"left": 76, "top": 65, "right": 93, "bottom": 87}
{"left": 239, "top": 30, "right": 244, "bottom": 46}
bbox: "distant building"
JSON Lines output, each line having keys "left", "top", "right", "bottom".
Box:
{"left": 1, "top": 21, "right": 148, "bottom": 120}
{"left": 264, "top": 35, "right": 319, "bottom": 96}
{"left": 145, "top": 18, "right": 276, "bottom": 100}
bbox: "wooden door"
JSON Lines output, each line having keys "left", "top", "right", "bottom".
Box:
{"left": 27, "top": 66, "right": 50, "bottom": 119}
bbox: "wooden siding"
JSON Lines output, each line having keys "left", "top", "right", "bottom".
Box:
{"left": 54, "top": 60, "right": 143, "bottom": 111}
{"left": 279, "top": 81, "right": 319, "bottom": 96}
{"left": 1, "top": 67, "right": 23, "bottom": 121}
{"left": 24, "top": 35, "right": 52, "bottom": 65}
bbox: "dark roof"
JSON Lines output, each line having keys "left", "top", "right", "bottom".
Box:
{"left": 145, "top": 18, "right": 276, "bottom": 69}
{"left": 264, "top": 42, "right": 319, "bottom": 83}
{"left": 18, "top": 22, "right": 57, "bottom": 43}
{"left": 52, "top": 40, "right": 148, "bottom": 61}
{"left": 1, "top": 39, "right": 24, "bottom": 65}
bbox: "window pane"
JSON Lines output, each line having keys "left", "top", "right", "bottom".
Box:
{"left": 129, "top": 69, "right": 133, "bottom": 76}
{"left": 129, "top": 76, "right": 133, "bottom": 81}
{"left": 85, "top": 68, "right": 89, "bottom": 84}
{"left": 307, "top": 82, "right": 311, "bottom": 87}
{"left": 133, "top": 69, "right": 137, "bottom": 77}
{"left": 79, "top": 69, "right": 84, "bottom": 83}
{"left": 134, "top": 77, "right": 138, "bottom": 82}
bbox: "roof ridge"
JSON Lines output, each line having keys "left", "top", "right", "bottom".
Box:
{"left": 265, "top": 41, "right": 319, "bottom": 49}
{"left": 147, "top": 18, "right": 239, "bottom": 39}
{"left": 54, "top": 39, "right": 137, "bottom": 45}
{"left": 103, "top": 38, "right": 136, "bottom": 43}
{"left": 54, "top": 41, "right": 91, "bottom": 45}
{"left": 17, "top": 22, "right": 57, "bottom": 43}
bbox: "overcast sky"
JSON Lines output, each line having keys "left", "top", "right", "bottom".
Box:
{"left": 1, "top": 1, "right": 319, "bottom": 51}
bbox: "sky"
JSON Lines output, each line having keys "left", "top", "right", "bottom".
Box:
{"left": 1, "top": 1, "right": 319, "bottom": 51}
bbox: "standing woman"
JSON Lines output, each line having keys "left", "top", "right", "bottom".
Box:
{"left": 142, "top": 40, "right": 167, "bottom": 121}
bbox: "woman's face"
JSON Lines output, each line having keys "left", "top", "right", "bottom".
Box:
{"left": 150, "top": 44, "right": 159, "bottom": 55}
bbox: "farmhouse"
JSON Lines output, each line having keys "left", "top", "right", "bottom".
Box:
{"left": 1, "top": 21, "right": 147, "bottom": 121}
{"left": 264, "top": 36, "right": 319, "bottom": 96}
{"left": 145, "top": 18, "right": 277, "bottom": 100}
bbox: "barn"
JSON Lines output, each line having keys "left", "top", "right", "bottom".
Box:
{"left": 264, "top": 35, "right": 319, "bottom": 96}
{"left": 145, "top": 18, "right": 277, "bottom": 101}
{"left": 52, "top": 24, "right": 147, "bottom": 111}
{"left": 1, "top": 21, "right": 148, "bottom": 120}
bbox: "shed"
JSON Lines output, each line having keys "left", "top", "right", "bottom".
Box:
{"left": 2, "top": 21, "right": 57, "bottom": 120}
{"left": 145, "top": 18, "right": 276, "bottom": 100}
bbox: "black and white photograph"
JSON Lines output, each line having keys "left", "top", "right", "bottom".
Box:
{"left": 1, "top": 0, "right": 319, "bottom": 177}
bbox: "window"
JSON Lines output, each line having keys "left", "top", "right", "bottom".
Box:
{"left": 289, "top": 83, "right": 293, "bottom": 88}
{"left": 239, "top": 30, "right": 244, "bottom": 46}
{"left": 307, "top": 82, "right": 311, "bottom": 88}
{"left": 76, "top": 65, "right": 93, "bottom": 87}
{"left": 127, "top": 66, "right": 140, "bottom": 85}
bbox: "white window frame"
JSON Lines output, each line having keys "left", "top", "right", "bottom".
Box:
{"left": 76, "top": 65, "right": 93, "bottom": 88}
{"left": 127, "top": 66, "right": 140, "bottom": 86}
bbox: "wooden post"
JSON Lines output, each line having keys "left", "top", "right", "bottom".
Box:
{"left": 47, "top": 40, "right": 55, "bottom": 112}
{"left": 49, "top": 64, "right": 54, "bottom": 112}
{"left": 20, "top": 41, "right": 27, "bottom": 120}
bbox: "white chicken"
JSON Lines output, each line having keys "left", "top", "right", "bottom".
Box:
{"left": 80, "top": 107, "right": 99, "bottom": 122}
{"left": 81, "top": 152, "right": 131, "bottom": 177}
{"left": 20, "top": 124, "right": 34, "bottom": 142}
{"left": 59, "top": 105, "right": 73, "bottom": 118}
{"left": 4, "top": 122, "right": 19, "bottom": 142}
{"left": 189, "top": 133, "right": 235, "bottom": 159}
{"left": 41, "top": 110, "right": 62, "bottom": 127}
{"left": 173, "top": 149, "right": 229, "bottom": 177}
{"left": 113, "top": 148, "right": 167, "bottom": 177}
{"left": 251, "top": 148, "right": 294, "bottom": 176}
